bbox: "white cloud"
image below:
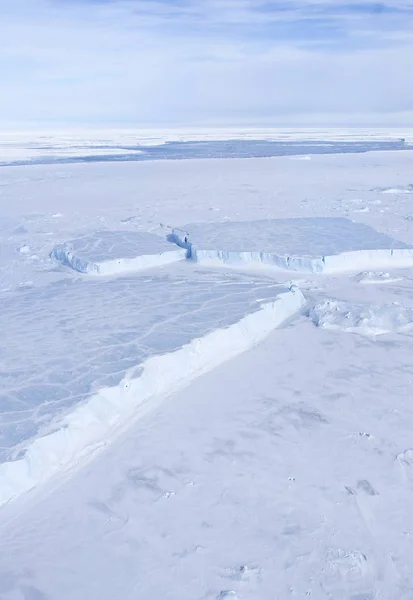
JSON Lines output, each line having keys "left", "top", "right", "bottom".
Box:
{"left": 0, "top": 0, "right": 412, "bottom": 127}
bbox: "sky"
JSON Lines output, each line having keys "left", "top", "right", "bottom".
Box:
{"left": 1, "top": 0, "right": 413, "bottom": 128}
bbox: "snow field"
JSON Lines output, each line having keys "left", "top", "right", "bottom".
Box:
{"left": 1, "top": 144, "right": 413, "bottom": 598}
{"left": 0, "top": 266, "right": 304, "bottom": 507}
{"left": 2, "top": 212, "right": 413, "bottom": 506}
{"left": 2, "top": 209, "right": 413, "bottom": 510}
{"left": 1, "top": 150, "right": 413, "bottom": 252}
{"left": 2, "top": 307, "right": 413, "bottom": 599}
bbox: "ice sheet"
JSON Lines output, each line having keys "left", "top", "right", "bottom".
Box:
{"left": 0, "top": 266, "right": 296, "bottom": 462}
{"left": 2, "top": 145, "right": 413, "bottom": 598}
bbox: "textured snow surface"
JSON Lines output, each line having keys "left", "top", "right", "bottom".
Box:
{"left": 0, "top": 264, "right": 304, "bottom": 506}
{"left": 0, "top": 268, "right": 295, "bottom": 461}
{"left": 355, "top": 271, "right": 404, "bottom": 284}
{"left": 51, "top": 230, "right": 186, "bottom": 274}
{"left": 378, "top": 185, "right": 413, "bottom": 195}
{"left": 2, "top": 142, "right": 413, "bottom": 599}
{"left": 2, "top": 301, "right": 413, "bottom": 599}
{"left": 310, "top": 298, "right": 413, "bottom": 335}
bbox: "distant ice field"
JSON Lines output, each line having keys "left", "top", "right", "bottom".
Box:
{"left": 0, "top": 265, "right": 288, "bottom": 462}
{"left": 0, "top": 138, "right": 411, "bottom": 167}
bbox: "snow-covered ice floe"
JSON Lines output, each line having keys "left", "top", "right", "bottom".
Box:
{"left": 172, "top": 218, "right": 413, "bottom": 274}
{"left": 0, "top": 268, "right": 305, "bottom": 507}
{"left": 309, "top": 298, "right": 413, "bottom": 336}
{"left": 51, "top": 230, "right": 186, "bottom": 275}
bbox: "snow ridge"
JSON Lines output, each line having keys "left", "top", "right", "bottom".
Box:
{"left": 0, "top": 286, "right": 305, "bottom": 508}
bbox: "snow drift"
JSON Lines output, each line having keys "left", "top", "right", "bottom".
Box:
{"left": 309, "top": 298, "right": 413, "bottom": 336}
{"left": 355, "top": 271, "right": 403, "bottom": 284}
{"left": 378, "top": 185, "right": 413, "bottom": 195}
{"left": 0, "top": 286, "right": 305, "bottom": 508}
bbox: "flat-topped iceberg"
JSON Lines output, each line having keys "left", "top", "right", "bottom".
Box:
{"left": 51, "top": 230, "right": 186, "bottom": 275}
{"left": 172, "top": 218, "right": 413, "bottom": 274}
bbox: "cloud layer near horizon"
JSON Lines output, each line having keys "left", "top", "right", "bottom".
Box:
{"left": 1, "top": 0, "right": 413, "bottom": 127}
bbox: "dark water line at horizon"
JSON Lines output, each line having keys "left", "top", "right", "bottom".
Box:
{"left": 0, "top": 139, "right": 411, "bottom": 168}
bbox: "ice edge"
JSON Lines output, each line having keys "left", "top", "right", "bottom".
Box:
{"left": 51, "top": 245, "right": 187, "bottom": 275}
{"left": 0, "top": 286, "right": 305, "bottom": 508}
{"left": 189, "top": 246, "right": 413, "bottom": 274}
